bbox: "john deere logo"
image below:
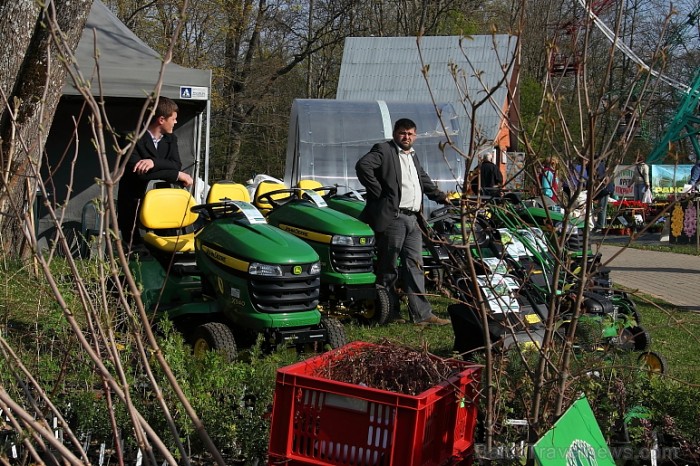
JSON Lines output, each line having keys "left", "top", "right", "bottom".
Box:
{"left": 293, "top": 266, "right": 302, "bottom": 275}
{"left": 359, "top": 237, "right": 367, "bottom": 245}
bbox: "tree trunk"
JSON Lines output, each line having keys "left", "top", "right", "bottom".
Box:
{"left": 0, "top": 0, "right": 93, "bottom": 258}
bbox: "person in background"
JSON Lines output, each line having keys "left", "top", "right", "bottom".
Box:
{"left": 118, "top": 96, "right": 193, "bottom": 247}
{"left": 355, "top": 118, "right": 451, "bottom": 326}
{"left": 540, "top": 157, "right": 559, "bottom": 202}
{"left": 562, "top": 162, "right": 587, "bottom": 202}
{"left": 631, "top": 155, "right": 650, "bottom": 202}
{"left": 471, "top": 151, "right": 503, "bottom": 195}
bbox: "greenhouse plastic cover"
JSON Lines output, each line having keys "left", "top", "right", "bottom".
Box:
{"left": 284, "top": 99, "right": 465, "bottom": 193}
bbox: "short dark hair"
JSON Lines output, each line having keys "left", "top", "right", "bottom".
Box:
{"left": 154, "top": 97, "right": 179, "bottom": 119}
{"left": 393, "top": 118, "right": 417, "bottom": 133}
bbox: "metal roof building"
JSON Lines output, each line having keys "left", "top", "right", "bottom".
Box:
{"left": 336, "top": 35, "right": 519, "bottom": 166}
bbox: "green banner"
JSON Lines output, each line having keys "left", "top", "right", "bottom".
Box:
{"left": 533, "top": 396, "right": 615, "bottom": 466}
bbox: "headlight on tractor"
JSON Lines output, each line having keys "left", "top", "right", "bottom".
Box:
{"left": 331, "top": 235, "right": 374, "bottom": 246}
{"left": 331, "top": 235, "right": 354, "bottom": 246}
{"left": 249, "top": 262, "right": 283, "bottom": 276}
{"left": 310, "top": 261, "right": 321, "bottom": 275}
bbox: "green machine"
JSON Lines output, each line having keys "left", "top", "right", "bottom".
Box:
{"left": 251, "top": 181, "right": 390, "bottom": 324}
{"left": 130, "top": 184, "right": 347, "bottom": 360}
{"left": 321, "top": 186, "right": 366, "bottom": 219}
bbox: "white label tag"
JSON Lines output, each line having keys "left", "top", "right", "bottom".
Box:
{"left": 303, "top": 189, "right": 328, "bottom": 207}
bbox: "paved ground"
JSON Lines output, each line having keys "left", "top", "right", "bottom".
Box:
{"left": 591, "top": 233, "right": 700, "bottom": 312}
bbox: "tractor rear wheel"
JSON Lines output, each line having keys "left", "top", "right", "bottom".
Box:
{"left": 192, "top": 322, "right": 237, "bottom": 361}
{"left": 637, "top": 351, "right": 667, "bottom": 375}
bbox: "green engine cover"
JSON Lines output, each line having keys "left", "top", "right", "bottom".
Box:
{"left": 266, "top": 201, "right": 373, "bottom": 239}
{"left": 325, "top": 196, "right": 365, "bottom": 220}
{"left": 196, "top": 219, "right": 320, "bottom": 265}
{"left": 195, "top": 219, "right": 323, "bottom": 329}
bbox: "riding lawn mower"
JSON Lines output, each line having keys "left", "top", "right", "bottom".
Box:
{"left": 128, "top": 183, "right": 348, "bottom": 360}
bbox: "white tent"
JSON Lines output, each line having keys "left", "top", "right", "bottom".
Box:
{"left": 40, "top": 0, "right": 211, "bottom": 253}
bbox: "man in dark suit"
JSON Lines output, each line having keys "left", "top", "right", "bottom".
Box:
{"left": 355, "top": 118, "right": 450, "bottom": 326}
{"left": 117, "top": 97, "right": 193, "bottom": 247}
{"left": 471, "top": 151, "right": 503, "bottom": 195}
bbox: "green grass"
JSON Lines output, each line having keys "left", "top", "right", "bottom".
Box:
{"left": 627, "top": 243, "right": 700, "bottom": 255}
{"left": 632, "top": 292, "right": 700, "bottom": 384}
{"left": 344, "top": 295, "right": 456, "bottom": 357}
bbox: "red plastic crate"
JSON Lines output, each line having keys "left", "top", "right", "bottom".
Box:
{"left": 268, "top": 342, "right": 480, "bottom": 466}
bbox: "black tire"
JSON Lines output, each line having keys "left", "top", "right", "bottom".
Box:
{"left": 616, "top": 327, "right": 637, "bottom": 352}
{"left": 365, "top": 286, "right": 391, "bottom": 326}
{"left": 320, "top": 316, "right": 347, "bottom": 349}
{"left": 192, "top": 322, "right": 237, "bottom": 361}
{"left": 629, "top": 326, "right": 651, "bottom": 352}
{"left": 637, "top": 351, "right": 667, "bottom": 375}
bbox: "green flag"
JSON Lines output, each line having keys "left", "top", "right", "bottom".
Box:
{"left": 533, "top": 395, "right": 615, "bottom": 466}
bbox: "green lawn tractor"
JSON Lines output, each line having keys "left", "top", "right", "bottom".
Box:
{"left": 248, "top": 180, "right": 389, "bottom": 325}
{"left": 318, "top": 184, "right": 366, "bottom": 219}
{"left": 129, "top": 183, "right": 347, "bottom": 360}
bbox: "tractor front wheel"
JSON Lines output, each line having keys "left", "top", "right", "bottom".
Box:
{"left": 321, "top": 316, "right": 348, "bottom": 350}
{"left": 192, "top": 322, "right": 238, "bottom": 361}
{"left": 630, "top": 326, "right": 651, "bottom": 352}
{"left": 366, "top": 286, "right": 391, "bottom": 326}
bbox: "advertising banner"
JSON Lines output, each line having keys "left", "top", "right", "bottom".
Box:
{"left": 613, "top": 164, "right": 693, "bottom": 200}
{"left": 650, "top": 164, "right": 692, "bottom": 199}
{"left": 613, "top": 165, "right": 634, "bottom": 199}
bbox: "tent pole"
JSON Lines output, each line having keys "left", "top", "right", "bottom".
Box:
{"left": 204, "top": 99, "right": 211, "bottom": 189}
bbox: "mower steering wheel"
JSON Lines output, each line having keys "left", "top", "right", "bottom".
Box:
{"left": 190, "top": 201, "right": 242, "bottom": 221}
{"left": 311, "top": 185, "right": 338, "bottom": 197}
{"left": 256, "top": 188, "right": 299, "bottom": 209}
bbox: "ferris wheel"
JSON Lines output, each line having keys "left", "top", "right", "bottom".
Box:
{"left": 574, "top": 0, "right": 700, "bottom": 163}
{"left": 574, "top": 0, "right": 696, "bottom": 93}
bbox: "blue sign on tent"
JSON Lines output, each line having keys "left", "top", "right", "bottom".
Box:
{"left": 179, "top": 86, "right": 208, "bottom": 100}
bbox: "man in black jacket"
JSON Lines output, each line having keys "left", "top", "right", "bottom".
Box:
{"left": 471, "top": 151, "right": 503, "bottom": 195}
{"left": 355, "top": 118, "right": 450, "bottom": 326}
{"left": 118, "top": 97, "right": 193, "bottom": 247}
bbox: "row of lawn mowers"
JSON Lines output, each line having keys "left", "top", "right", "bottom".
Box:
{"left": 420, "top": 192, "right": 666, "bottom": 372}
{"left": 127, "top": 177, "right": 666, "bottom": 373}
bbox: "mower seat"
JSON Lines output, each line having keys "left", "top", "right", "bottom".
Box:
{"left": 139, "top": 188, "right": 199, "bottom": 253}
{"left": 297, "top": 179, "right": 327, "bottom": 196}
{"left": 254, "top": 181, "right": 289, "bottom": 213}
{"left": 207, "top": 181, "right": 250, "bottom": 203}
